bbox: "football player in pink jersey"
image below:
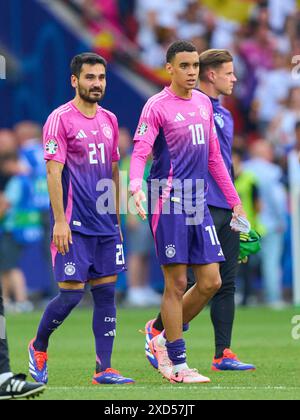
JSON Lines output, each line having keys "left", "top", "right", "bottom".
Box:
{"left": 130, "top": 41, "right": 246, "bottom": 384}
{"left": 28, "top": 53, "right": 134, "bottom": 386}
{"left": 146, "top": 49, "right": 256, "bottom": 373}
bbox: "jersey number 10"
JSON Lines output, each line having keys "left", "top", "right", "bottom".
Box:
{"left": 89, "top": 143, "right": 106, "bottom": 164}
{"left": 189, "top": 124, "right": 205, "bottom": 146}
{"left": 205, "top": 226, "right": 220, "bottom": 246}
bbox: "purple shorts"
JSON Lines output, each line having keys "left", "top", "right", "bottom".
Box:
{"left": 51, "top": 232, "right": 126, "bottom": 283}
{"left": 149, "top": 204, "right": 225, "bottom": 266}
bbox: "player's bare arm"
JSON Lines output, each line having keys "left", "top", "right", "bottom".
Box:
{"left": 46, "top": 160, "right": 72, "bottom": 255}
{"left": 130, "top": 130, "right": 153, "bottom": 221}
{"left": 112, "top": 162, "right": 123, "bottom": 242}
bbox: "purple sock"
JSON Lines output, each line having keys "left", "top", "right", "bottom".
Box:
{"left": 34, "top": 289, "right": 84, "bottom": 352}
{"left": 166, "top": 339, "right": 187, "bottom": 366}
{"left": 91, "top": 283, "right": 116, "bottom": 373}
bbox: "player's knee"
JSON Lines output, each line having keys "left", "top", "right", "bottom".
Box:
{"left": 202, "top": 276, "right": 222, "bottom": 296}
{"left": 214, "top": 276, "right": 222, "bottom": 292}
{"left": 165, "top": 277, "right": 187, "bottom": 298}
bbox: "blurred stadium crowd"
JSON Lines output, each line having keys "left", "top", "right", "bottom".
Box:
{"left": 1, "top": 0, "right": 300, "bottom": 311}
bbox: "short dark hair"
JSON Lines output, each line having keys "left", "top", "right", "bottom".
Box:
{"left": 70, "top": 53, "right": 107, "bottom": 78}
{"left": 166, "top": 41, "right": 197, "bottom": 63}
{"left": 199, "top": 49, "right": 233, "bottom": 81}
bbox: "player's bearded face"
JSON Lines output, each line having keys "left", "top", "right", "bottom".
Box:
{"left": 75, "top": 64, "right": 107, "bottom": 103}
{"left": 77, "top": 80, "right": 106, "bottom": 103}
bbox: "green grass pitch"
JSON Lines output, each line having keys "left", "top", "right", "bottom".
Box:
{"left": 6, "top": 307, "right": 300, "bottom": 400}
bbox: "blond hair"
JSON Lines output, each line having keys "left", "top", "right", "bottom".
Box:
{"left": 199, "top": 49, "right": 233, "bottom": 81}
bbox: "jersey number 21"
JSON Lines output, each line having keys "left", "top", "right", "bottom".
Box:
{"left": 89, "top": 143, "right": 106, "bottom": 164}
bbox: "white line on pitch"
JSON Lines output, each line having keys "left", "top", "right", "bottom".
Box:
{"left": 48, "top": 386, "right": 300, "bottom": 391}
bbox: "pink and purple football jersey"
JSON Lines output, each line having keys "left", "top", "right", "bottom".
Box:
{"left": 43, "top": 101, "right": 120, "bottom": 237}
{"left": 131, "top": 87, "right": 240, "bottom": 208}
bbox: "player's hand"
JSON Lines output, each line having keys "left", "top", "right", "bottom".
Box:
{"left": 232, "top": 204, "right": 247, "bottom": 222}
{"left": 53, "top": 221, "right": 73, "bottom": 256}
{"left": 133, "top": 190, "right": 147, "bottom": 221}
{"left": 230, "top": 204, "right": 249, "bottom": 233}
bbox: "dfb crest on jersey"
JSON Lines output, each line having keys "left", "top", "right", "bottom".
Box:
{"left": 199, "top": 106, "right": 209, "bottom": 121}
{"left": 64, "top": 263, "right": 76, "bottom": 276}
{"left": 165, "top": 244, "right": 176, "bottom": 259}
{"left": 214, "top": 113, "right": 225, "bottom": 128}
{"left": 102, "top": 124, "right": 113, "bottom": 140}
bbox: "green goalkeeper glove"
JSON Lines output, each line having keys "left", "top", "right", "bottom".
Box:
{"left": 239, "top": 229, "right": 262, "bottom": 264}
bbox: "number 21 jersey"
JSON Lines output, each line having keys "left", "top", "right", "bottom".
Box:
{"left": 43, "top": 101, "right": 120, "bottom": 237}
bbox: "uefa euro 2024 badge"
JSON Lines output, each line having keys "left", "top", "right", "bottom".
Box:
{"left": 45, "top": 139, "right": 58, "bottom": 155}
{"left": 138, "top": 122, "right": 148, "bottom": 136}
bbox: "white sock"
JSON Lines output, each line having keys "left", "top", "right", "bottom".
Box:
{"left": 157, "top": 333, "right": 167, "bottom": 348}
{"left": 0, "top": 372, "right": 13, "bottom": 386}
{"left": 173, "top": 363, "right": 189, "bottom": 374}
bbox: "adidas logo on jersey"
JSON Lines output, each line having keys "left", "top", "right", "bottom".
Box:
{"left": 76, "top": 130, "right": 87, "bottom": 139}
{"left": 105, "top": 330, "right": 116, "bottom": 337}
{"left": 174, "top": 113, "right": 186, "bottom": 122}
